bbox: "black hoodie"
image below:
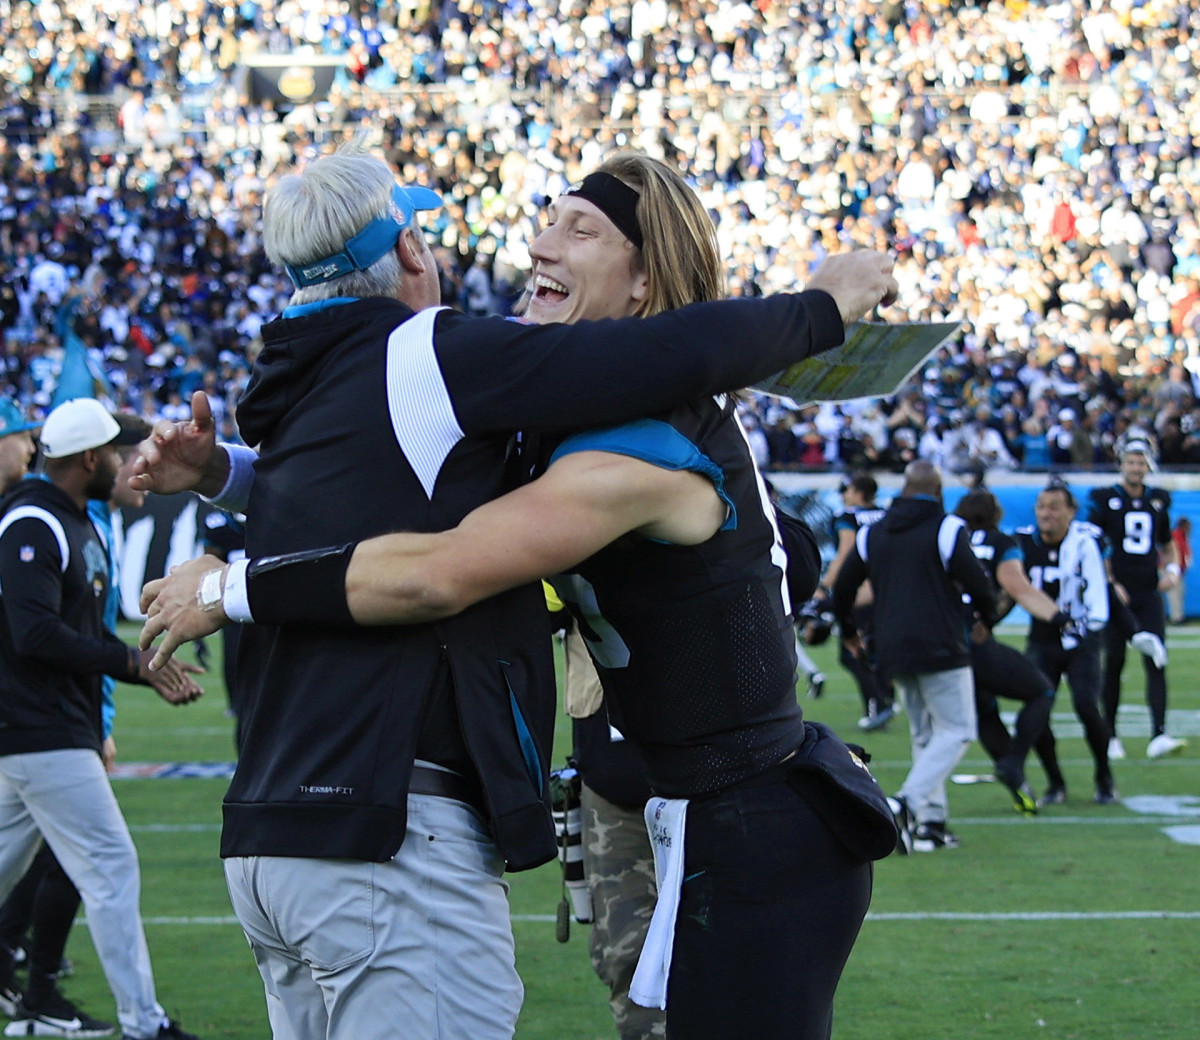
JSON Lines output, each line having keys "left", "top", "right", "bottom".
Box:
{"left": 0, "top": 477, "right": 134, "bottom": 755}
{"left": 832, "top": 495, "right": 995, "bottom": 679}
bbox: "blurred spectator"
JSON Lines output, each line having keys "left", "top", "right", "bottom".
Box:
{"left": 460, "top": 253, "right": 497, "bottom": 317}
{"left": 918, "top": 414, "right": 949, "bottom": 472}
{"left": 1047, "top": 408, "right": 1093, "bottom": 468}
{"left": 766, "top": 415, "right": 800, "bottom": 469}
{"left": 945, "top": 404, "right": 1018, "bottom": 477}
{"left": 1168, "top": 516, "right": 1192, "bottom": 625}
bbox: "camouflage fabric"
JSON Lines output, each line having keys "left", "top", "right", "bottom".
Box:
{"left": 580, "top": 783, "right": 666, "bottom": 1040}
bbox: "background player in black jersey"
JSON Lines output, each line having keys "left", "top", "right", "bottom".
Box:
{"left": 1016, "top": 483, "right": 1117, "bottom": 804}
{"left": 767, "top": 482, "right": 827, "bottom": 701}
{"left": 954, "top": 489, "right": 1073, "bottom": 814}
{"left": 1086, "top": 440, "right": 1187, "bottom": 760}
{"left": 814, "top": 473, "right": 895, "bottom": 731}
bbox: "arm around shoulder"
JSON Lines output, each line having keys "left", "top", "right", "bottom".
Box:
{"left": 343, "top": 451, "right": 715, "bottom": 624}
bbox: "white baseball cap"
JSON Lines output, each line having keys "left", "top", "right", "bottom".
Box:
{"left": 39, "top": 398, "right": 121, "bottom": 459}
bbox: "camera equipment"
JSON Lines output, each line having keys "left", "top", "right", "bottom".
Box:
{"left": 549, "top": 763, "right": 591, "bottom": 941}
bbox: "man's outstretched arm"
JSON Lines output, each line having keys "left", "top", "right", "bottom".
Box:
{"left": 139, "top": 451, "right": 724, "bottom": 668}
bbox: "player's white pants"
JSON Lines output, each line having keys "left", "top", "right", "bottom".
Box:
{"left": 0, "top": 748, "right": 166, "bottom": 1038}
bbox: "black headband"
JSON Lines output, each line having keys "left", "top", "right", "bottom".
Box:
{"left": 564, "top": 172, "right": 643, "bottom": 250}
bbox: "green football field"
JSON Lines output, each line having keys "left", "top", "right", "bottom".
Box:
{"left": 30, "top": 624, "right": 1200, "bottom": 1039}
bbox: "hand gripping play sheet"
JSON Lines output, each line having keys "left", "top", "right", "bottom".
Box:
{"left": 754, "top": 321, "right": 963, "bottom": 405}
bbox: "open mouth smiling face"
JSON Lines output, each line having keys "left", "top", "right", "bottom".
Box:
{"left": 523, "top": 195, "right": 646, "bottom": 325}
{"left": 532, "top": 273, "right": 571, "bottom": 307}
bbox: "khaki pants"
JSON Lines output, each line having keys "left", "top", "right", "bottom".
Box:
{"left": 225, "top": 792, "right": 520, "bottom": 1040}
{"left": 895, "top": 666, "right": 977, "bottom": 826}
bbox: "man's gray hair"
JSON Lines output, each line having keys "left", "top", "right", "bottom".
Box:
{"left": 264, "top": 147, "right": 407, "bottom": 304}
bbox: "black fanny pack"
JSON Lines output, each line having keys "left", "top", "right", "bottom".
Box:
{"left": 787, "top": 720, "right": 899, "bottom": 862}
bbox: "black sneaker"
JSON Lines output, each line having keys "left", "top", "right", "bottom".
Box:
{"left": 3, "top": 989, "right": 114, "bottom": 1038}
{"left": 912, "top": 821, "right": 960, "bottom": 852}
{"left": 122, "top": 1020, "right": 201, "bottom": 1040}
{"left": 886, "top": 795, "right": 914, "bottom": 855}
{"left": 994, "top": 757, "right": 1038, "bottom": 816}
{"left": 1038, "top": 784, "right": 1067, "bottom": 808}
{"left": 806, "top": 671, "right": 825, "bottom": 699}
{"left": 1094, "top": 784, "right": 1120, "bottom": 806}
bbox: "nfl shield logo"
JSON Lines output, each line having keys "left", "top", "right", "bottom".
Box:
{"left": 19, "top": 546, "right": 34, "bottom": 563}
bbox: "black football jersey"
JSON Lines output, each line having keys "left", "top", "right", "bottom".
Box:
{"left": 1085, "top": 484, "right": 1171, "bottom": 591}
{"left": 968, "top": 527, "right": 1021, "bottom": 595}
{"left": 545, "top": 398, "right": 803, "bottom": 799}
{"left": 202, "top": 510, "right": 246, "bottom": 563}
{"left": 964, "top": 526, "right": 1023, "bottom": 620}
{"left": 833, "top": 504, "right": 886, "bottom": 541}
{"left": 1014, "top": 526, "right": 1063, "bottom": 643}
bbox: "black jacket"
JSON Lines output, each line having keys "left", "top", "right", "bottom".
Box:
{"left": 832, "top": 495, "right": 995, "bottom": 678}
{"left": 0, "top": 478, "right": 135, "bottom": 756}
{"left": 223, "top": 291, "right": 845, "bottom": 871}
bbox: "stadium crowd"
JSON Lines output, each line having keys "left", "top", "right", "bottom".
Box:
{"left": 2, "top": 0, "right": 1200, "bottom": 474}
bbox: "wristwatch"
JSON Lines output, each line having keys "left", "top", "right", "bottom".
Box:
{"left": 197, "top": 568, "right": 225, "bottom": 613}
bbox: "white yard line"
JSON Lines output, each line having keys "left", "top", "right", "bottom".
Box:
{"left": 123, "top": 815, "right": 1190, "bottom": 834}
{"left": 109, "top": 912, "right": 1200, "bottom": 926}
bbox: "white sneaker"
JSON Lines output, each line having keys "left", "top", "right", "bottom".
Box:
{"left": 1130, "top": 631, "right": 1168, "bottom": 669}
{"left": 1146, "top": 734, "right": 1188, "bottom": 759}
{"left": 1108, "top": 737, "right": 1127, "bottom": 760}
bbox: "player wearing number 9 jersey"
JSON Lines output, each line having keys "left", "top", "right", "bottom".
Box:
{"left": 1085, "top": 439, "right": 1186, "bottom": 759}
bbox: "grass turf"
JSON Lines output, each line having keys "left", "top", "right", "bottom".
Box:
{"left": 29, "top": 624, "right": 1200, "bottom": 1038}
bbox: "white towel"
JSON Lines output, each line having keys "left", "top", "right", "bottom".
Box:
{"left": 629, "top": 797, "right": 689, "bottom": 1010}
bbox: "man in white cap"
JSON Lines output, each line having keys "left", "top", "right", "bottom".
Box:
{"left": 1086, "top": 438, "right": 1186, "bottom": 760}
{"left": 0, "top": 398, "right": 202, "bottom": 1040}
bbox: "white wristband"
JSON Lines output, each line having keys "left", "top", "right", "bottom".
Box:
{"left": 197, "top": 568, "right": 224, "bottom": 612}
{"left": 1165, "top": 563, "right": 1181, "bottom": 577}
{"left": 222, "top": 557, "right": 254, "bottom": 623}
